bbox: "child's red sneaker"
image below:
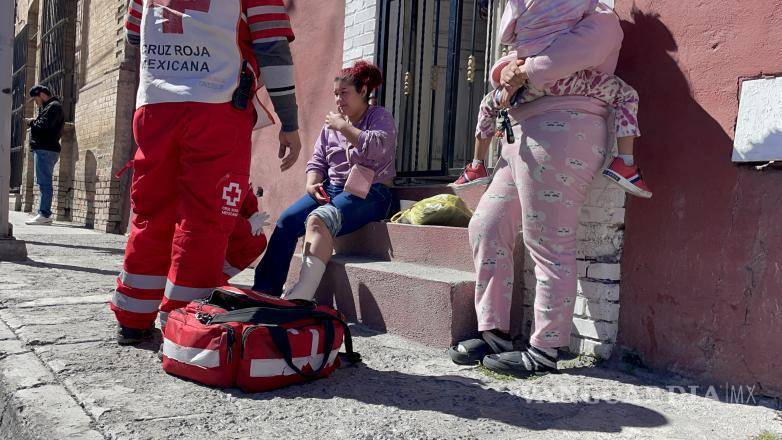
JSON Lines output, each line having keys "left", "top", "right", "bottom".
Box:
{"left": 453, "top": 163, "right": 490, "bottom": 187}
{"left": 602, "top": 157, "right": 653, "bottom": 198}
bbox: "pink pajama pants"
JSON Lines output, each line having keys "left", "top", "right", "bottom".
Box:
{"left": 468, "top": 110, "right": 607, "bottom": 348}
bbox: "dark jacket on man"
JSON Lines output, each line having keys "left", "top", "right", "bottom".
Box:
{"left": 28, "top": 97, "right": 65, "bottom": 153}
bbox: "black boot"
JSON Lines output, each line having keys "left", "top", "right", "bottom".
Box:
{"left": 116, "top": 324, "right": 154, "bottom": 346}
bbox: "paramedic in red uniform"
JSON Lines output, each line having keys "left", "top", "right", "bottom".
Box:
{"left": 111, "top": 0, "right": 301, "bottom": 345}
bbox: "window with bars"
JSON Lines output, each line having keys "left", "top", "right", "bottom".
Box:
{"left": 376, "top": 0, "right": 498, "bottom": 179}
{"left": 39, "top": 0, "right": 75, "bottom": 121}
{"left": 10, "top": 25, "right": 29, "bottom": 190}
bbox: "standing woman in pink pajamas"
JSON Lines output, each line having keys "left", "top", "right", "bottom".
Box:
{"left": 449, "top": 3, "right": 626, "bottom": 377}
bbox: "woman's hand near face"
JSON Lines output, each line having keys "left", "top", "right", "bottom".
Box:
{"left": 327, "top": 110, "right": 363, "bottom": 147}
{"left": 326, "top": 111, "right": 350, "bottom": 131}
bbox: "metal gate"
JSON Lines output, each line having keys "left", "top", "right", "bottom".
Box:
{"left": 376, "top": 0, "right": 496, "bottom": 178}
{"left": 10, "top": 25, "right": 29, "bottom": 191}
{"left": 39, "top": 0, "right": 75, "bottom": 120}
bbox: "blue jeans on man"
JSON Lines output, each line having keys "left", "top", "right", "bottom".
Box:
{"left": 253, "top": 182, "right": 393, "bottom": 296}
{"left": 33, "top": 149, "right": 60, "bottom": 218}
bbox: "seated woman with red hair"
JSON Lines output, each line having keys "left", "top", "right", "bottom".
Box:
{"left": 252, "top": 60, "right": 396, "bottom": 301}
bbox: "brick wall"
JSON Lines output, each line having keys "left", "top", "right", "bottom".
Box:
{"left": 71, "top": 0, "right": 137, "bottom": 232}
{"left": 15, "top": 0, "right": 137, "bottom": 232}
{"left": 343, "top": 0, "right": 378, "bottom": 67}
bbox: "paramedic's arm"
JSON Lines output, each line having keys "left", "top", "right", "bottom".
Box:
{"left": 124, "top": 0, "right": 143, "bottom": 46}
{"left": 245, "top": 0, "right": 301, "bottom": 171}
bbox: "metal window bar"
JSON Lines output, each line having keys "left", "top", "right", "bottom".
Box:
{"left": 376, "top": 0, "right": 491, "bottom": 179}
{"left": 39, "top": 0, "right": 74, "bottom": 121}
{"left": 459, "top": 0, "right": 480, "bottom": 168}
{"left": 10, "top": 25, "right": 29, "bottom": 190}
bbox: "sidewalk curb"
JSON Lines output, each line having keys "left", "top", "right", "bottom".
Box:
{"left": 0, "top": 316, "right": 105, "bottom": 439}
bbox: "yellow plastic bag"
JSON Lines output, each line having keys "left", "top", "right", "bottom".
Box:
{"left": 390, "top": 194, "right": 473, "bottom": 227}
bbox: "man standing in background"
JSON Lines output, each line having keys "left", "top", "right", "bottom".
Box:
{"left": 24, "top": 85, "right": 65, "bottom": 226}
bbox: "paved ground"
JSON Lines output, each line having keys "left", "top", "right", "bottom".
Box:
{"left": 1, "top": 210, "right": 781, "bottom": 440}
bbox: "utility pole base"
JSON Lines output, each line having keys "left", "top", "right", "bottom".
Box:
{"left": 0, "top": 231, "right": 27, "bottom": 261}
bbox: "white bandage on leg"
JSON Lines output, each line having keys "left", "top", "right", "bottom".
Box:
{"left": 282, "top": 255, "right": 327, "bottom": 302}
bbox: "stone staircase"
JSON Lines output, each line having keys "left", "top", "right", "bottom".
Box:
{"left": 287, "top": 175, "right": 626, "bottom": 359}
{"left": 287, "top": 182, "right": 530, "bottom": 348}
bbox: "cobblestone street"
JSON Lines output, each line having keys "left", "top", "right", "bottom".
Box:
{"left": 1, "top": 211, "right": 780, "bottom": 439}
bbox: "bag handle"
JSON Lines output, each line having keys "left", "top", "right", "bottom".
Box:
{"left": 338, "top": 320, "right": 362, "bottom": 365}
{"left": 210, "top": 307, "right": 363, "bottom": 377}
{"left": 390, "top": 209, "right": 410, "bottom": 224}
{"left": 267, "top": 317, "right": 336, "bottom": 378}
{"left": 268, "top": 316, "right": 362, "bottom": 379}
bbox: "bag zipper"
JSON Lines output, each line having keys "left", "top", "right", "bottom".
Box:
{"left": 221, "top": 325, "right": 235, "bottom": 363}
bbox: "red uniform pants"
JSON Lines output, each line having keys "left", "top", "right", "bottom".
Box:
{"left": 110, "top": 102, "right": 254, "bottom": 329}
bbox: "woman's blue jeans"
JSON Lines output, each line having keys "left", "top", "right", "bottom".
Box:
{"left": 252, "top": 182, "right": 393, "bottom": 296}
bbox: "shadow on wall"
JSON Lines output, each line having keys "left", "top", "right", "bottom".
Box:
{"left": 615, "top": 7, "right": 737, "bottom": 375}
{"left": 84, "top": 150, "right": 97, "bottom": 228}
{"left": 54, "top": 123, "right": 77, "bottom": 222}
{"left": 617, "top": 6, "right": 734, "bottom": 191}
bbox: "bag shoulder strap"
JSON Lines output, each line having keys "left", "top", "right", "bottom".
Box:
{"left": 210, "top": 305, "right": 362, "bottom": 378}
{"left": 208, "top": 305, "right": 323, "bottom": 325}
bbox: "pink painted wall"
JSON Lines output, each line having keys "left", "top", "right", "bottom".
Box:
{"left": 614, "top": 1, "right": 782, "bottom": 396}
{"left": 250, "top": 0, "right": 346, "bottom": 220}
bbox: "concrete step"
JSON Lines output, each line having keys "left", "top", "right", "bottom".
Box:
{"left": 392, "top": 181, "right": 489, "bottom": 212}
{"left": 334, "top": 222, "right": 474, "bottom": 272}
{"left": 288, "top": 255, "right": 478, "bottom": 347}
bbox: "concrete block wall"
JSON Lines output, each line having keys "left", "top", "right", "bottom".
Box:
{"left": 15, "top": 0, "right": 137, "bottom": 233}
{"left": 70, "top": 0, "right": 137, "bottom": 232}
{"left": 343, "top": 0, "right": 378, "bottom": 67}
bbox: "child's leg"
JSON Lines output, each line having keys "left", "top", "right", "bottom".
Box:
{"left": 475, "top": 89, "right": 503, "bottom": 146}
{"left": 617, "top": 136, "right": 635, "bottom": 160}
{"left": 455, "top": 89, "right": 500, "bottom": 185}
{"left": 611, "top": 79, "right": 641, "bottom": 164}
{"left": 595, "top": 77, "right": 652, "bottom": 197}
{"left": 473, "top": 136, "right": 492, "bottom": 162}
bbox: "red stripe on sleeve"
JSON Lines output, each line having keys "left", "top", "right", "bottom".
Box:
{"left": 251, "top": 28, "right": 295, "bottom": 41}
{"left": 126, "top": 22, "right": 140, "bottom": 33}
{"left": 245, "top": 0, "right": 286, "bottom": 7}
{"left": 247, "top": 13, "right": 291, "bottom": 23}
